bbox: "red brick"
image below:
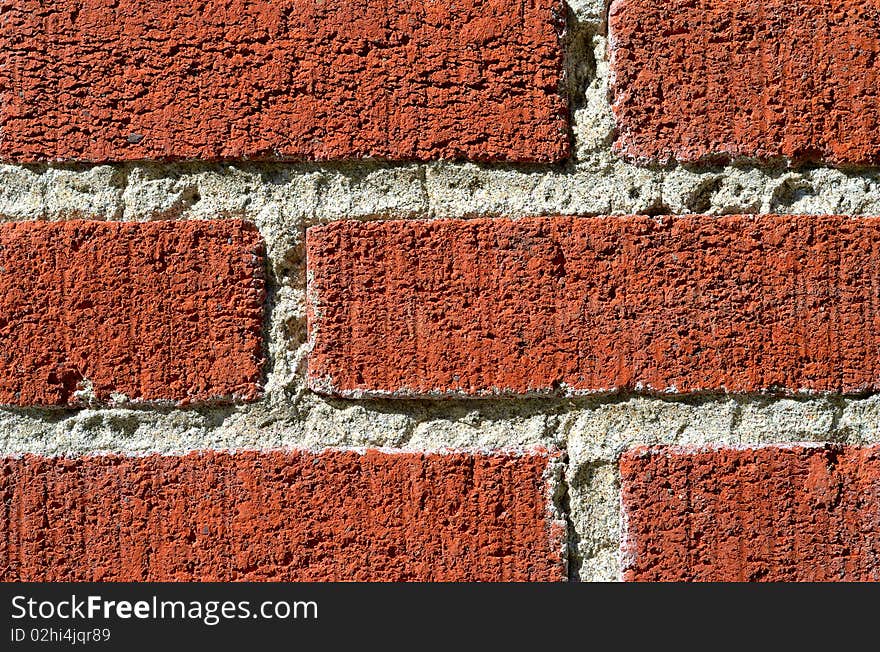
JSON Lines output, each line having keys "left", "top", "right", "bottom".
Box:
{"left": 610, "top": 0, "right": 880, "bottom": 165}
{"left": 307, "top": 215, "right": 880, "bottom": 396}
{"left": 0, "top": 0, "right": 568, "bottom": 163}
{"left": 621, "top": 445, "right": 880, "bottom": 581}
{"left": 0, "top": 450, "right": 565, "bottom": 581}
{"left": 0, "top": 220, "right": 264, "bottom": 406}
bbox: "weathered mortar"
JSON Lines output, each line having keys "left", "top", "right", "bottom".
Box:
{"left": 3, "top": 1, "right": 880, "bottom": 580}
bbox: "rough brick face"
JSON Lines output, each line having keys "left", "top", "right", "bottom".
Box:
{"left": 307, "top": 215, "right": 880, "bottom": 397}
{"left": 610, "top": 0, "right": 880, "bottom": 165}
{"left": 621, "top": 445, "right": 880, "bottom": 581}
{"left": 0, "top": 450, "right": 565, "bottom": 581}
{"left": 0, "top": 220, "right": 265, "bottom": 406}
{"left": 0, "top": 0, "right": 568, "bottom": 163}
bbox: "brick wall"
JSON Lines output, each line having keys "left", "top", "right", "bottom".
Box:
{"left": 3, "top": 0, "right": 880, "bottom": 581}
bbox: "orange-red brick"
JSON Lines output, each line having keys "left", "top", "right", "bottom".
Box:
{"left": 621, "top": 445, "right": 880, "bottom": 581}
{"left": 0, "top": 450, "right": 565, "bottom": 581}
{"left": 0, "top": 220, "right": 264, "bottom": 406}
{"left": 0, "top": 0, "right": 568, "bottom": 163}
{"left": 307, "top": 215, "right": 880, "bottom": 397}
{"left": 610, "top": 0, "right": 880, "bottom": 164}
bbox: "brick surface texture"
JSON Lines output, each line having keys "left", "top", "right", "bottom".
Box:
{"left": 0, "top": 450, "right": 565, "bottom": 581}
{"left": 621, "top": 446, "right": 880, "bottom": 581}
{"left": 0, "top": 220, "right": 265, "bottom": 406}
{"left": 0, "top": 0, "right": 568, "bottom": 163}
{"left": 308, "top": 215, "right": 880, "bottom": 397}
{"left": 610, "top": 0, "right": 880, "bottom": 164}
{"left": 5, "top": 0, "right": 880, "bottom": 586}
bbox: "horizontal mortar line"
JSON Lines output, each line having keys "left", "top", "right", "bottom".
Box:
{"left": 5, "top": 158, "right": 880, "bottom": 180}
{"left": 0, "top": 444, "right": 563, "bottom": 459}
{"left": 0, "top": 440, "right": 871, "bottom": 458}
{"left": 0, "top": 427, "right": 876, "bottom": 458}
{"left": 0, "top": 391, "right": 872, "bottom": 418}
{"left": 11, "top": 210, "right": 880, "bottom": 230}
{"left": 5, "top": 159, "right": 880, "bottom": 226}
{"left": 0, "top": 438, "right": 573, "bottom": 468}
